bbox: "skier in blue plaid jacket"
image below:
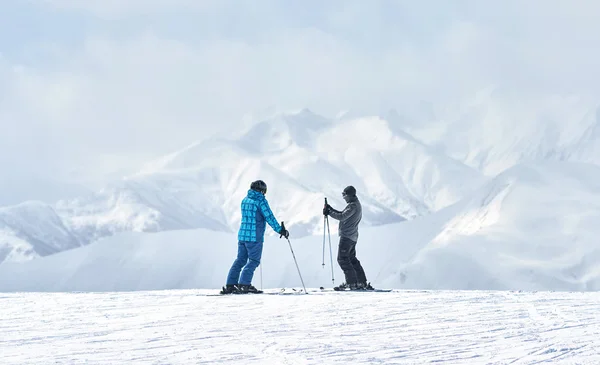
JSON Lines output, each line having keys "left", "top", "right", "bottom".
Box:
{"left": 221, "top": 180, "right": 289, "bottom": 294}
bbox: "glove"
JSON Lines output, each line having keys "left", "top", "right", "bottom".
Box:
{"left": 279, "top": 227, "right": 289, "bottom": 239}
{"left": 323, "top": 204, "right": 331, "bottom": 216}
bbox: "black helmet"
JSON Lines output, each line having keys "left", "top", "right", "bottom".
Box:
{"left": 250, "top": 180, "right": 267, "bottom": 194}
{"left": 342, "top": 185, "right": 356, "bottom": 197}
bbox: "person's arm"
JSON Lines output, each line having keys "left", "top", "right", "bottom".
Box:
{"left": 328, "top": 203, "right": 357, "bottom": 222}
{"left": 259, "top": 199, "right": 283, "bottom": 233}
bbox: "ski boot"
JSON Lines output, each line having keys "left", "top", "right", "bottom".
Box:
{"left": 349, "top": 282, "right": 363, "bottom": 290}
{"left": 220, "top": 284, "right": 239, "bottom": 294}
{"left": 353, "top": 282, "right": 375, "bottom": 291}
{"left": 334, "top": 282, "right": 350, "bottom": 291}
{"left": 235, "top": 284, "right": 263, "bottom": 294}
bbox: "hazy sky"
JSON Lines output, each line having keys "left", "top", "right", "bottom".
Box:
{"left": 1, "top": 0, "right": 600, "bottom": 204}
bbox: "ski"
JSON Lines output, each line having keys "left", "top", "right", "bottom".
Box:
{"left": 318, "top": 285, "right": 393, "bottom": 292}
{"left": 207, "top": 287, "right": 393, "bottom": 296}
{"left": 321, "top": 287, "right": 392, "bottom": 293}
{"left": 206, "top": 291, "right": 265, "bottom": 297}
{"left": 212, "top": 287, "right": 308, "bottom": 296}
{"left": 331, "top": 289, "right": 392, "bottom": 292}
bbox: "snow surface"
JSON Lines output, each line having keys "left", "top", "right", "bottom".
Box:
{"left": 1, "top": 289, "right": 599, "bottom": 364}
{"left": 2, "top": 160, "right": 600, "bottom": 293}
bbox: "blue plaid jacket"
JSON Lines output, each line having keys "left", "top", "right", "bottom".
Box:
{"left": 238, "top": 189, "right": 282, "bottom": 243}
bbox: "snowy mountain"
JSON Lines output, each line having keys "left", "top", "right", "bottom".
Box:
{"left": 0, "top": 201, "right": 81, "bottom": 263}
{"left": 3, "top": 95, "right": 600, "bottom": 281}
{"left": 403, "top": 89, "right": 600, "bottom": 175}
{"left": 393, "top": 160, "right": 600, "bottom": 291}
{"left": 2, "top": 160, "right": 599, "bottom": 292}
{"left": 0, "top": 108, "right": 489, "bottom": 265}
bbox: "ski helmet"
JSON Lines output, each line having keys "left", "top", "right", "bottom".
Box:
{"left": 342, "top": 185, "right": 356, "bottom": 197}
{"left": 250, "top": 180, "right": 267, "bottom": 194}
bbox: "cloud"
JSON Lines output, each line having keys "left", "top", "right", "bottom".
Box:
{"left": 2, "top": 1, "right": 600, "bottom": 203}
{"left": 36, "top": 0, "right": 221, "bottom": 18}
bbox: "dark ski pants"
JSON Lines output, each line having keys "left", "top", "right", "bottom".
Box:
{"left": 337, "top": 236, "right": 367, "bottom": 285}
{"left": 226, "top": 241, "right": 263, "bottom": 285}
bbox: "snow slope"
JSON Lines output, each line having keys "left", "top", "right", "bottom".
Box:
{"left": 2, "top": 290, "right": 599, "bottom": 364}
{"left": 404, "top": 88, "right": 600, "bottom": 175}
{"left": 395, "top": 160, "right": 600, "bottom": 291}
{"left": 2, "top": 160, "right": 599, "bottom": 292}
{"left": 314, "top": 115, "right": 485, "bottom": 215}
{"left": 53, "top": 138, "right": 401, "bottom": 243}
{"left": 0, "top": 201, "right": 81, "bottom": 263}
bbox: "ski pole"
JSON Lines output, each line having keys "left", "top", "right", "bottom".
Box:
{"left": 322, "top": 198, "right": 327, "bottom": 268}
{"left": 325, "top": 212, "right": 335, "bottom": 285}
{"left": 281, "top": 221, "right": 308, "bottom": 294}
{"left": 323, "top": 197, "right": 335, "bottom": 285}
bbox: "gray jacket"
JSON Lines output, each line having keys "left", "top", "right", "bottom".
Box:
{"left": 328, "top": 196, "right": 362, "bottom": 242}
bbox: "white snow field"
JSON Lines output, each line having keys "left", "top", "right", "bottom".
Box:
{"left": 1, "top": 289, "right": 599, "bottom": 364}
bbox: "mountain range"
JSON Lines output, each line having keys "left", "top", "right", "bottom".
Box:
{"left": 2, "top": 159, "right": 599, "bottom": 292}
{"left": 0, "top": 107, "right": 490, "bottom": 264}
{"left": 2, "top": 90, "right": 600, "bottom": 290}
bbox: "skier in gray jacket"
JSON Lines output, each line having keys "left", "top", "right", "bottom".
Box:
{"left": 323, "top": 185, "right": 373, "bottom": 291}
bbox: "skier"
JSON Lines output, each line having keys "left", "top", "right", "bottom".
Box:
{"left": 221, "top": 180, "right": 289, "bottom": 294}
{"left": 323, "top": 185, "right": 374, "bottom": 291}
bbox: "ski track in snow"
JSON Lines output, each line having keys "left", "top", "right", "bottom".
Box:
{"left": 1, "top": 289, "right": 599, "bottom": 364}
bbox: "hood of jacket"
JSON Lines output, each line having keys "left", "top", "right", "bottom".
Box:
{"left": 247, "top": 189, "right": 265, "bottom": 201}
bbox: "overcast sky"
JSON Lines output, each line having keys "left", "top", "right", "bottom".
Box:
{"left": 1, "top": 0, "right": 600, "bottom": 204}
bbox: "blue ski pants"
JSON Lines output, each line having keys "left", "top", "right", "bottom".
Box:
{"left": 226, "top": 241, "right": 263, "bottom": 285}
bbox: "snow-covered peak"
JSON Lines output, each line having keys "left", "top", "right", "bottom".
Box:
{"left": 0, "top": 201, "right": 81, "bottom": 263}
{"left": 394, "top": 160, "right": 600, "bottom": 290}
{"left": 314, "top": 114, "right": 486, "bottom": 215}
{"left": 406, "top": 89, "right": 600, "bottom": 175}
{"left": 134, "top": 138, "right": 247, "bottom": 175}
{"left": 237, "top": 108, "right": 332, "bottom": 153}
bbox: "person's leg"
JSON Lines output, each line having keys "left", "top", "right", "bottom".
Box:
{"left": 239, "top": 241, "right": 264, "bottom": 286}
{"left": 226, "top": 241, "right": 248, "bottom": 285}
{"left": 347, "top": 240, "right": 368, "bottom": 285}
{"left": 337, "top": 237, "right": 358, "bottom": 286}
